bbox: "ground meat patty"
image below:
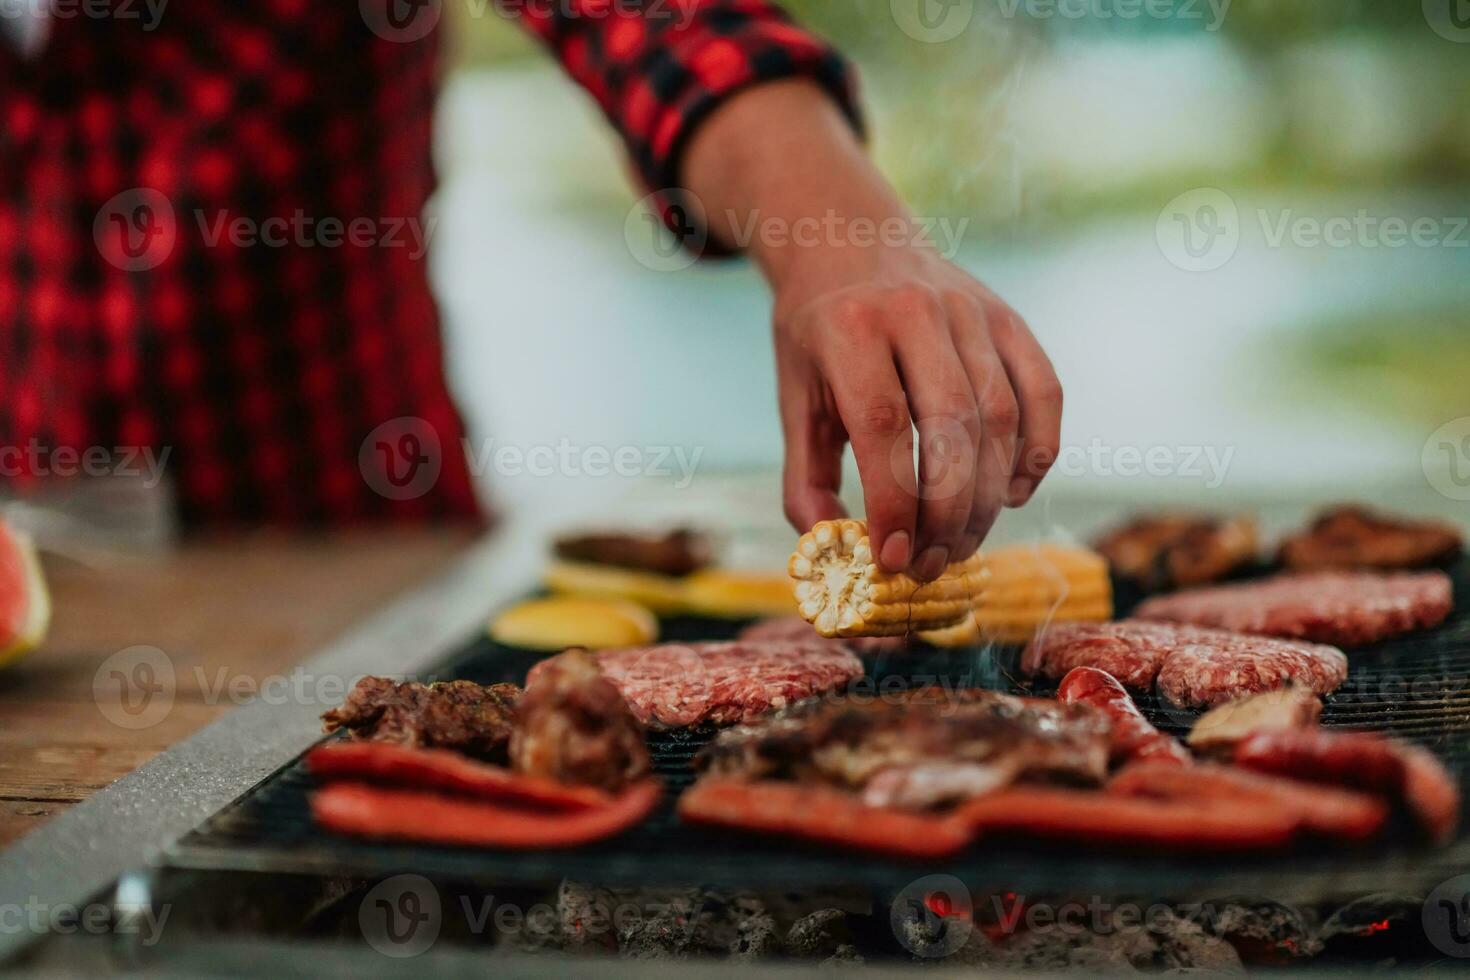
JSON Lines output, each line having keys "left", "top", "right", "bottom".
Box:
{"left": 1279, "top": 505, "right": 1463, "bottom": 571}
{"left": 738, "top": 617, "right": 908, "bottom": 656}
{"left": 1093, "top": 513, "right": 1258, "bottom": 592}
{"left": 1024, "top": 620, "right": 1347, "bottom": 709}
{"left": 1135, "top": 570, "right": 1453, "bottom": 647}
{"left": 527, "top": 641, "right": 864, "bottom": 728}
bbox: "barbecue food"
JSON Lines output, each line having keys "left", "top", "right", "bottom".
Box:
{"left": 0, "top": 520, "right": 49, "bottom": 669}
{"left": 738, "top": 616, "right": 908, "bottom": 655}
{"left": 1057, "top": 667, "right": 1191, "bottom": 767}
{"left": 1279, "top": 505, "right": 1463, "bottom": 571}
{"left": 321, "top": 677, "right": 521, "bottom": 761}
{"left": 1023, "top": 620, "right": 1348, "bottom": 709}
{"left": 1186, "top": 686, "right": 1322, "bottom": 752}
{"left": 680, "top": 568, "right": 798, "bottom": 619}
{"left": 789, "top": 519, "right": 986, "bottom": 637}
{"left": 543, "top": 559, "right": 689, "bottom": 614}
{"left": 1134, "top": 570, "right": 1454, "bottom": 647}
{"left": 554, "top": 527, "right": 713, "bottom": 577}
{"left": 490, "top": 596, "right": 658, "bottom": 650}
{"left": 527, "top": 640, "right": 864, "bottom": 729}
{"left": 697, "top": 689, "right": 1112, "bottom": 809}
{"left": 510, "top": 648, "right": 650, "bottom": 792}
{"left": 1094, "top": 514, "right": 1258, "bottom": 591}
{"left": 1233, "top": 728, "right": 1460, "bottom": 843}
{"left": 920, "top": 542, "right": 1112, "bottom": 646}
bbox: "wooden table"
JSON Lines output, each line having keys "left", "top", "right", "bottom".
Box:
{"left": 0, "top": 529, "right": 477, "bottom": 848}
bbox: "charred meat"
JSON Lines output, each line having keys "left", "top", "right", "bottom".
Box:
{"left": 321, "top": 677, "right": 520, "bottom": 762}
{"left": 510, "top": 648, "right": 650, "bottom": 792}
{"left": 696, "top": 688, "right": 1111, "bottom": 810}
{"left": 554, "top": 527, "right": 713, "bottom": 577}
{"left": 1279, "top": 505, "right": 1463, "bottom": 571}
{"left": 1094, "top": 514, "right": 1258, "bottom": 592}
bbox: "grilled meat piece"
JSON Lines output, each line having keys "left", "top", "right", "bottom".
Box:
{"left": 321, "top": 677, "right": 520, "bottom": 761}
{"left": 554, "top": 527, "right": 713, "bottom": 577}
{"left": 696, "top": 688, "right": 1110, "bottom": 809}
{"left": 1279, "top": 505, "right": 1463, "bottom": 571}
{"left": 1094, "top": 514, "right": 1258, "bottom": 592}
{"left": 510, "top": 648, "right": 650, "bottom": 792}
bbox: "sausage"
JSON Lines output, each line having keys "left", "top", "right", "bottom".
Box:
{"left": 312, "top": 779, "right": 661, "bottom": 848}
{"left": 677, "top": 779, "right": 974, "bottom": 860}
{"left": 1234, "top": 729, "right": 1459, "bottom": 844}
{"left": 949, "top": 785, "right": 1296, "bottom": 852}
{"left": 1057, "top": 666, "right": 1191, "bottom": 767}
{"left": 1108, "top": 762, "right": 1387, "bottom": 843}
{"left": 307, "top": 742, "right": 614, "bottom": 812}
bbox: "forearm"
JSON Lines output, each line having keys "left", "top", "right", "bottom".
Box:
{"left": 682, "top": 80, "right": 915, "bottom": 291}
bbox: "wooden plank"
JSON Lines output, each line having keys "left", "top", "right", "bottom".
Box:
{"left": 0, "top": 800, "right": 63, "bottom": 848}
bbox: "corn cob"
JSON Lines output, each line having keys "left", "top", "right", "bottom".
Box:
{"left": 788, "top": 519, "right": 987, "bottom": 638}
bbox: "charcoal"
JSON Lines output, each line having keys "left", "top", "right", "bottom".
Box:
{"left": 1198, "top": 898, "right": 1321, "bottom": 964}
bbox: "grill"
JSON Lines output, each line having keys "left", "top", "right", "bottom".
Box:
{"left": 159, "top": 560, "right": 1470, "bottom": 906}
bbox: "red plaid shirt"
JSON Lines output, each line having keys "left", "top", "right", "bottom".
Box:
{"left": 0, "top": 0, "right": 858, "bottom": 526}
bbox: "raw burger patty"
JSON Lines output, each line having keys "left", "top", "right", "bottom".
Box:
{"left": 1024, "top": 620, "right": 1348, "bottom": 709}
{"left": 527, "top": 641, "right": 863, "bottom": 728}
{"left": 1135, "top": 571, "right": 1453, "bottom": 647}
{"left": 738, "top": 616, "right": 908, "bottom": 656}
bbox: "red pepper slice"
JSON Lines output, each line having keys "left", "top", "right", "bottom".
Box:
{"left": 677, "top": 779, "right": 975, "bottom": 860}
{"left": 306, "top": 742, "right": 613, "bottom": 812}
{"left": 1058, "top": 666, "right": 1192, "bottom": 767}
{"left": 311, "top": 779, "right": 662, "bottom": 849}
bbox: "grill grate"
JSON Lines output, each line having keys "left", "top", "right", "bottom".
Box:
{"left": 164, "top": 559, "right": 1470, "bottom": 903}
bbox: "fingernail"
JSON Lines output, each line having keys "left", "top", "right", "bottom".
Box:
{"left": 1007, "top": 477, "right": 1034, "bottom": 506}
{"left": 914, "top": 546, "right": 949, "bottom": 581}
{"left": 880, "top": 531, "right": 911, "bottom": 572}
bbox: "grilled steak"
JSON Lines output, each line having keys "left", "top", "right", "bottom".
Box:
{"left": 1135, "top": 570, "right": 1454, "bottom": 647}
{"left": 1094, "top": 514, "right": 1258, "bottom": 592}
{"left": 554, "top": 527, "right": 712, "bottom": 577}
{"left": 529, "top": 640, "right": 864, "bottom": 729}
{"left": 1024, "top": 620, "right": 1348, "bottom": 709}
{"left": 321, "top": 677, "right": 520, "bottom": 761}
{"left": 1279, "top": 505, "right": 1463, "bottom": 571}
{"left": 510, "top": 648, "right": 650, "bottom": 792}
{"left": 696, "top": 688, "right": 1111, "bottom": 809}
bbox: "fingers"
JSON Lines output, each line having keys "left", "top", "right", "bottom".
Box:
{"left": 815, "top": 311, "right": 917, "bottom": 575}
{"left": 988, "top": 303, "right": 1063, "bottom": 506}
{"left": 946, "top": 291, "right": 1019, "bottom": 557}
{"left": 890, "top": 295, "right": 982, "bottom": 580}
{"left": 779, "top": 370, "right": 848, "bottom": 532}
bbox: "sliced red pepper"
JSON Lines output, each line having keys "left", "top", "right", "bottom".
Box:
{"left": 677, "top": 779, "right": 975, "bottom": 860}
{"left": 1058, "top": 666, "right": 1192, "bottom": 767}
{"left": 1108, "top": 761, "right": 1387, "bottom": 843}
{"left": 306, "top": 742, "right": 613, "bottom": 812}
{"left": 947, "top": 785, "right": 1297, "bottom": 852}
{"left": 311, "top": 779, "right": 662, "bottom": 849}
{"left": 1234, "top": 729, "right": 1460, "bottom": 844}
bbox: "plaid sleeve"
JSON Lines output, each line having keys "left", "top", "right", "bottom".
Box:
{"left": 503, "top": 0, "right": 863, "bottom": 248}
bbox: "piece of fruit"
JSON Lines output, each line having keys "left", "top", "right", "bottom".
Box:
{"left": 0, "top": 521, "right": 50, "bottom": 668}
{"left": 490, "top": 596, "right": 657, "bottom": 650}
